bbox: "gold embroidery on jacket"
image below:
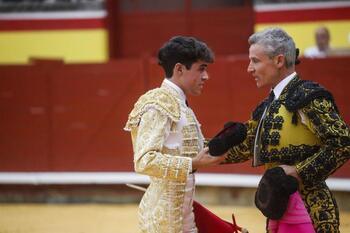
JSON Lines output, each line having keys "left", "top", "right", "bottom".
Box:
{"left": 125, "top": 83, "right": 203, "bottom": 233}
{"left": 124, "top": 88, "right": 181, "bottom": 131}
{"left": 224, "top": 77, "right": 350, "bottom": 232}
{"left": 181, "top": 108, "right": 200, "bottom": 158}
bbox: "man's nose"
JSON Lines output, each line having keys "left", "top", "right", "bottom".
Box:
{"left": 247, "top": 62, "right": 254, "bottom": 73}
{"left": 202, "top": 72, "right": 209, "bottom": 80}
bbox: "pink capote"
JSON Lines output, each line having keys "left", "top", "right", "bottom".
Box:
{"left": 268, "top": 191, "right": 316, "bottom": 233}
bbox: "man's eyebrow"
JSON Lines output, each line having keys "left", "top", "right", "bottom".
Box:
{"left": 199, "top": 64, "right": 208, "bottom": 68}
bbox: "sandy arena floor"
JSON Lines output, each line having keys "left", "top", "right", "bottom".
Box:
{"left": 0, "top": 203, "right": 349, "bottom": 233}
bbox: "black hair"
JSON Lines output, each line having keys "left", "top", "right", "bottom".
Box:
{"left": 157, "top": 36, "right": 214, "bottom": 78}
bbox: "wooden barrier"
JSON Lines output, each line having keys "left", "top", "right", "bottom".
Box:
{"left": 0, "top": 56, "right": 349, "bottom": 178}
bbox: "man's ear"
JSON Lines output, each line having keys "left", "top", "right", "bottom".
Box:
{"left": 174, "top": 63, "right": 183, "bottom": 76}
{"left": 274, "top": 54, "right": 285, "bottom": 68}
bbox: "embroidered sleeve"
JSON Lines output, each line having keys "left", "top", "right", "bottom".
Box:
{"left": 203, "top": 138, "right": 210, "bottom": 147}
{"left": 224, "top": 119, "right": 257, "bottom": 163}
{"left": 295, "top": 98, "right": 350, "bottom": 185}
{"left": 133, "top": 108, "right": 191, "bottom": 183}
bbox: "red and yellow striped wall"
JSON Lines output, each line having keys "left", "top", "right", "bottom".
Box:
{"left": 254, "top": 2, "right": 350, "bottom": 55}
{"left": 0, "top": 2, "right": 349, "bottom": 64}
{"left": 0, "top": 12, "right": 109, "bottom": 64}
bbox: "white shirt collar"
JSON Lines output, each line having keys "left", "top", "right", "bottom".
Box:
{"left": 272, "top": 72, "right": 297, "bottom": 99}
{"left": 162, "top": 78, "right": 187, "bottom": 106}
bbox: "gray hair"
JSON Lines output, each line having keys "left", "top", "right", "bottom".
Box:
{"left": 248, "top": 27, "right": 296, "bottom": 68}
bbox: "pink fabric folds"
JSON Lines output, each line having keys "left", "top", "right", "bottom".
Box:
{"left": 268, "top": 191, "right": 316, "bottom": 233}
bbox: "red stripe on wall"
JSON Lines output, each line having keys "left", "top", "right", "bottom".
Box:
{"left": 0, "top": 18, "right": 106, "bottom": 31}
{"left": 256, "top": 7, "right": 350, "bottom": 24}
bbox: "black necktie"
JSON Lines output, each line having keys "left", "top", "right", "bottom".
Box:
{"left": 267, "top": 91, "right": 275, "bottom": 106}
{"left": 253, "top": 90, "right": 275, "bottom": 167}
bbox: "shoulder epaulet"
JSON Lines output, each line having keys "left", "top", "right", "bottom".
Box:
{"left": 285, "top": 80, "right": 338, "bottom": 113}
{"left": 124, "top": 87, "right": 181, "bottom": 130}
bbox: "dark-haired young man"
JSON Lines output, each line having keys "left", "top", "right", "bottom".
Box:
{"left": 124, "top": 36, "right": 225, "bottom": 232}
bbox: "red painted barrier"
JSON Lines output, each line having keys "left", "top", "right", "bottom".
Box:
{"left": 0, "top": 57, "right": 349, "bottom": 178}
{"left": 114, "top": 7, "right": 254, "bottom": 58}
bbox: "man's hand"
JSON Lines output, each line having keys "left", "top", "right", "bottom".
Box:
{"left": 192, "top": 147, "right": 226, "bottom": 170}
{"left": 279, "top": 164, "right": 302, "bottom": 183}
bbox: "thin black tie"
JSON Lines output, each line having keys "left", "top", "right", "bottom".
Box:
{"left": 267, "top": 90, "right": 275, "bottom": 106}
{"left": 253, "top": 90, "right": 275, "bottom": 167}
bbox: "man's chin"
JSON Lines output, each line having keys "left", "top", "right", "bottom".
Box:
{"left": 256, "top": 82, "right": 267, "bottom": 89}
{"left": 191, "top": 89, "right": 202, "bottom": 96}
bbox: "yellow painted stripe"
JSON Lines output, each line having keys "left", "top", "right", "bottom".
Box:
{"left": 0, "top": 29, "right": 109, "bottom": 64}
{"left": 255, "top": 20, "right": 350, "bottom": 55}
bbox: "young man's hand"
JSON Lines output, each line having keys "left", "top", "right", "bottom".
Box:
{"left": 192, "top": 147, "right": 226, "bottom": 170}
